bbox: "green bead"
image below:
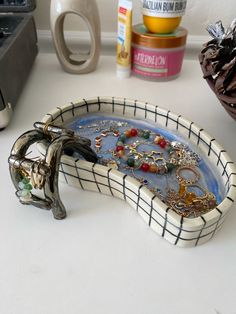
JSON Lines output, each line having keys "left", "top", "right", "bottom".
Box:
{"left": 166, "top": 163, "right": 176, "bottom": 172}
{"left": 143, "top": 131, "right": 150, "bottom": 139}
{"left": 25, "top": 184, "right": 33, "bottom": 191}
{"left": 116, "top": 141, "right": 124, "bottom": 147}
{"left": 118, "top": 134, "right": 126, "bottom": 142}
{"left": 166, "top": 146, "right": 174, "bottom": 153}
{"left": 127, "top": 157, "right": 135, "bottom": 167}
{"left": 22, "top": 177, "right": 30, "bottom": 184}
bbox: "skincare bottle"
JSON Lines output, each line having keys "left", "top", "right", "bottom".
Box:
{"left": 117, "top": 0, "right": 133, "bottom": 78}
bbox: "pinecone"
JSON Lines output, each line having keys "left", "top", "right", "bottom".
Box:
{"left": 200, "top": 20, "right": 236, "bottom": 97}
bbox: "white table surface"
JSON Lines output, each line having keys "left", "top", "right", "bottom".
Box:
{"left": 1, "top": 54, "right": 236, "bottom": 314}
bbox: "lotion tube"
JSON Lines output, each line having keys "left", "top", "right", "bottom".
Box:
{"left": 117, "top": 0, "right": 133, "bottom": 78}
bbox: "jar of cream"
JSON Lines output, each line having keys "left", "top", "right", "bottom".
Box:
{"left": 131, "top": 24, "right": 187, "bottom": 81}
{"left": 141, "top": 0, "right": 187, "bottom": 34}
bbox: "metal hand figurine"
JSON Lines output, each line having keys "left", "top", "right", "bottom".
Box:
{"left": 8, "top": 122, "right": 98, "bottom": 219}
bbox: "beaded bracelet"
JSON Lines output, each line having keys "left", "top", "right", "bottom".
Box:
{"left": 114, "top": 128, "right": 196, "bottom": 174}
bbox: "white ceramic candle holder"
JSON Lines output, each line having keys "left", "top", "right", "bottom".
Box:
{"left": 50, "top": 0, "right": 101, "bottom": 74}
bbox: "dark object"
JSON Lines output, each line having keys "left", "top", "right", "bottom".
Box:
{"left": 199, "top": 19, "right": 236, "bottom": 121}
{"left": 8, "top": 123, "right": 98, "bottom": 219}
{"left": 0, "top": 0, "right": 36, "bottom": 12}
{"left": 0, "top": 0, "right": 38, "bottom": 129}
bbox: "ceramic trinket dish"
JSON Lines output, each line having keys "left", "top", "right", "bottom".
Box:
{"left": 37, "top": 97, "right": 236, "bottom": 247}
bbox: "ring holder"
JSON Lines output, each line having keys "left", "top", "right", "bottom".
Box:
{"left": 8, "top": 122, "right": 98, "bottom": 219}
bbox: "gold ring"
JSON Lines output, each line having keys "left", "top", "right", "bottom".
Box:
{"left": 176, "top": 165, "right": 200, "bottom": 185}
{"left": 43, "top": 122, "right": 50, "bottom": 135}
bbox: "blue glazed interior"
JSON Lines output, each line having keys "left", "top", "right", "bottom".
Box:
{"left": 65, "top": 114, "right": 224, "bottom": 214}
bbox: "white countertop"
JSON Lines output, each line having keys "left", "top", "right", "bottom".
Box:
{"left": 1, "top": 54, "right": 236, "bottom": 314}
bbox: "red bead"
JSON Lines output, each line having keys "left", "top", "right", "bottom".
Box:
{"left": 159, "top": 139, "right": 167, "bottom": 148}
{"left": 130, "top": 128, "right": 138, "bottom": 137}
{"left": 116, "top": 145, "right": 124, "bottom": 152}
{"left": 140, "top": 163, "right": 150, "bottom": 172}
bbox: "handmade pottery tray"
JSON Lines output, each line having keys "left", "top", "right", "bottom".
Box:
{"left": 40, "top": 97, "right": 236, "bottom": 247}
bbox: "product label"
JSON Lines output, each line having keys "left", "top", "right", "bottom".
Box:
{"left": 134, "top": 53, "right": 167, "bottom": 68}
{"left": 117, "top": 1, "right": 132, "bottom": 67}
{"left": 118, "top": 20, "right": 126, "bottom": 45}
{"left": 132, "top": 46, "right": 184, "bottom": 78}
{"left": 141, "top": 0, "right": 187, "bottom": 17}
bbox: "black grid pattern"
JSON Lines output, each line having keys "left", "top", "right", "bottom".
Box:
{"left": 41, "top": 97, "right": 236, "bottom": 247}
{"left": 59, "top": 159, "right": 227, "bottom": 246}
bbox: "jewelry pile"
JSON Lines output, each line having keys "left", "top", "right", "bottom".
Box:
{"left": 113, "top": 128, "right": 200, "bottom": 174}
{"left": 166, "top": 166, "right": 217, "bottom": 217}
{"left": 68, "top": 116, "right": 218, "bottom": 218}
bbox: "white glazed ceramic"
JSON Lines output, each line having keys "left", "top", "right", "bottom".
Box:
{"left": 50, "top": 0, "right": 101, "bottom": 74}
{"left": 41, "top": 97, "right": 236, "bottom": 247}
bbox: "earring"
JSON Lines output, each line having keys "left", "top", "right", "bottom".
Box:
{"left": 175, "top": 165, "right": 200, "bottom": 185}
